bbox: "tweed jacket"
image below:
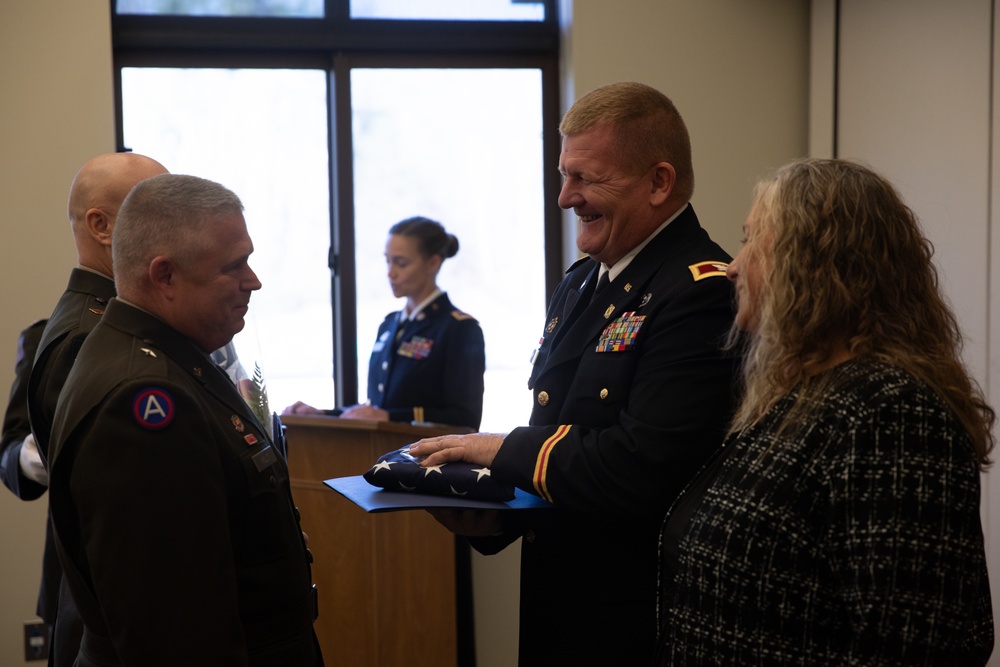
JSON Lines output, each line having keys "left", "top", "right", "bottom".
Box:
{"left": 659, "top": 359, "right": 994, "bottom": 666}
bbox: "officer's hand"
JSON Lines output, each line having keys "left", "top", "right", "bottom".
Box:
{"left": 408, "top": 433, "right": 505, "bottom": 468}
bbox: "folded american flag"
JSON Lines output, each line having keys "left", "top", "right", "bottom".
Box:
{"left": 363, "top": 447, "right": 515, "bottom": 502}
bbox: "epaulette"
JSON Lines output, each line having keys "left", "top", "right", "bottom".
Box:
{"left": 451, "top": 310, "right": 477, "bottom": 322}
{"left": 688, "top": 261, "right": 729, "bottom": 281}
{"left": 565, "top": 255, "right": 591, "bottom": 273}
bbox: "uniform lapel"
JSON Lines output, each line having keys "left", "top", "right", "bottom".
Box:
{"left": 540, "top": 210, "right": 698, "bottom": 373}
{"left": 548, "top": 262, "right": 599, "bottom": 351}
{"left": 544, "top": 275, "right": 647, "bottom": 370}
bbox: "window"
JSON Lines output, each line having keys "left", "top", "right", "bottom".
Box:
{"left": 350, "top": 67, "right": 546, "bottom": 429}
{"left": 350, "top": 0, "right": 545, "bottom": 21}
{"left": 121, "top": 67, "right": 333, "bottom": 410}
{"left": 115, "top": 0, "right": 547, "bottom": 20}
{"left": 113, "top": 1, "right": 562, "bottom": 431}
{"left": 116, "top": 0, "right": 324, "bottom": 17}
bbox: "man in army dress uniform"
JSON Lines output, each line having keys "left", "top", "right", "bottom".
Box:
{"left": 410, "top": 82, "right": 740, "bottom": 665}
{"left": 28, "top": 153, "right": 168, "bottom": 462}
{"left": 47, "top": 174, "right": 322, "bottom": 666}
{"left": 19, "top": 152, "right": 168, "bottom": 665}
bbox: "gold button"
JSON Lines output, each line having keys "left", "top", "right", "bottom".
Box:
{"left": 599, "top": 388, "right": 609, "bottom": 400}
{"left": 525, "top": 529, "right": 536, "bottom": 543}
{"left": 537, "top": 391, "right": 549, "bottom": 407}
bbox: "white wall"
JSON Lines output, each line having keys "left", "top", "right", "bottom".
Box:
{"left": 0, "top": 1, "right": 809, "bottom": 664}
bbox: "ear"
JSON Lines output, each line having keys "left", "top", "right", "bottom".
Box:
{"left": 85, "top": 208, "right": 113, "bottom": 248}
{"left": 649, "top": 162, "right": 677, "bottom": 207}
{"left": 148, "top": 256, "right": 177, "bottom": 298}
{"left": 428, "top": 253, "right": 443, "bottom": 274}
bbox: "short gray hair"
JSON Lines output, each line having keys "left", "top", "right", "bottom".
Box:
{"left": 113, "top": 174, "right": 244, "bottom": 291}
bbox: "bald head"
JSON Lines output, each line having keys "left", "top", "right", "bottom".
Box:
{"left": 67, "top": 153, "right": 168, "bottom": 276}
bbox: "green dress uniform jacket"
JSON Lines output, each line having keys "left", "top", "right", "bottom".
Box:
{"left": 26, "top": 268, "right": 116, "bottom": 664}
{"left": 28, "top": 268, "right": 116, "bottom": 462}
{"left": 480, "top": 205, "right": 739, "bottom": 666}
{"left": 658, "top": 360, "right": 993, "bottom": 665}
{"left": 48, "top": 299, "right": 322, "bottom": 667}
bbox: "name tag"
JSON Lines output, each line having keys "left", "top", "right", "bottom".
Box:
{"left": 252, "top": 444, "right": 278, "bottom": 473}
{"left": 372, "top": 330, "right": 390, "bottom": 352}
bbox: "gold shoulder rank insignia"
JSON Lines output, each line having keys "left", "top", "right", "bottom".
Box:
{"left": 688, "top": 261, "right": 729, "bottom": 281}
{"left": 451, "top": 310, "right": 477, "bottom": 321}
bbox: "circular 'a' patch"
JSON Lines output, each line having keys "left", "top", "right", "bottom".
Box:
{"left": 132, "top": 388, "right": 175, "bottom": 430}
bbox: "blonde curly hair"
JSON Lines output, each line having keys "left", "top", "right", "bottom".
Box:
{"left": 730, "top": 158, "right": 994, "bottom": 467}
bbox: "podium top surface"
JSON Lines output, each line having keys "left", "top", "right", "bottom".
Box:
{"left": 280, "top": 414, "right": 473, "bottom": 437}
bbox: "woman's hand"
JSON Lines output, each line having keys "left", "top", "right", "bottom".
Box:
{"left": 282, "top": 401, "right": 323, "bottom": 415}
{"left": 340, "top": 403, "right": 389, "bottom": 421}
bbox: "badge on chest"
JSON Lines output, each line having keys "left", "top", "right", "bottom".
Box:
{"left": 397, "top": 336, "right": 433, "bottom": 359}
{"left": 596, "top": 312, "right": 646, "bottom": 352}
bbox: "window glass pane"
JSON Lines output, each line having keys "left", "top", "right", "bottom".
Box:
{"left": 116, "top": 0, "right": 323, "bottom": 18}
{"left": 350, "top": 0, "right": 544, "bottom": 21}
{"left": 121, "top": 67, "right": 333, "bottom": 413}
{"left": 352, "top": 68, "right": 545, "bottom": 432}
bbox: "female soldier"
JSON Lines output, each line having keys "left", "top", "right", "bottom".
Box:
{"left": 285, "top": 216, "right": 485, "bottom": 430}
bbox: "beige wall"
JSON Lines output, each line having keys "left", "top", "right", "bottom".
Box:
{"left": 563, "top": 0, "right": 810, "bottom": 260}
{"left": 0, "top": 1, "right": 809, "bottom": 664}
{"left": 0, "top": 1, "right": 115, "bottom": 664}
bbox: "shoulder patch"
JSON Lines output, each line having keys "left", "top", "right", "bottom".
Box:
{"left": 451, "top": 310, "right": 477, "bottom": 322}
{"left": 132, "top": 387, "right": 175, "bottom": 430}
{"left": 688, "top": 261, "right": 729, "bottom": 281}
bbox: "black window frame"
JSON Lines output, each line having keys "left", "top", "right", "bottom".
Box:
{"left": 111, "top": 1, "right": 564, "bottom": 406}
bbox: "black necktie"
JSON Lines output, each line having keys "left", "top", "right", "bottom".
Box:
{"left": 591, "top": 270, "right": 610, "bottom": 304}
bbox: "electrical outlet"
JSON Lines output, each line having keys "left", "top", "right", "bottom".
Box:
{"left": 23, "top": 620, "right": 49, "bottom": 662}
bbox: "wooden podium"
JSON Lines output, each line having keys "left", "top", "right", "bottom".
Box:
{"left": 282, "top": 415, "right": 473, "bottom": 667}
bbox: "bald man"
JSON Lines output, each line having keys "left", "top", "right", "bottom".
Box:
{"left": 24, "top": 152, "right": 166, "bottom": 667}
{"left": 28, "top": 153, "right": 167, "bottom": 460}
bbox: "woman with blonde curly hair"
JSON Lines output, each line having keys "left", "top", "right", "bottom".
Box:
{"left": 656, "top": 158, "right": 994, "bottom": 665}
